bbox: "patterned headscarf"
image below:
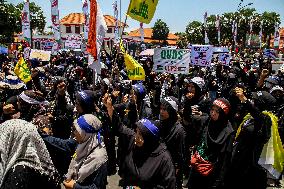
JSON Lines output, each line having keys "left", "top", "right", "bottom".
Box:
{"left": 0, "top": 119, "right": 59, "bottom": 187}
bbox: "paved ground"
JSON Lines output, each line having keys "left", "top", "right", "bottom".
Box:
{"left": 61, "top": 175, "right": 284, "bottom": 189}
{"left": 105, "top": 173, "right": 284, "bottom": 189}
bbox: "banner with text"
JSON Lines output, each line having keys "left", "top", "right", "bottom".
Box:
{"left": 29, "top": 49, "right": 51, "bottom": 61}
{"left": 191, "top": 45, "right": 213, "bottom": 67}
{"left": 153, "top": 48, "right": 190, "bottom": 74}
{"left": 213, "top": 47, "right": 231, "bottom": 66}
{"left": 22, "top": 0, "right": 31, "bottom": 44}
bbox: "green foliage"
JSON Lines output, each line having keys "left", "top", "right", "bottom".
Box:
{"left": 16, "top": 2, "right": 46, "bottom": 33}
{"left": 152, "top": 19, "right": 169, "bottom": 43}
{"left": 0, "top": 3, "right": 21, "bottom": 43}
{"left": 175, "top": 32, "right": 188, "bottom": 48}
{"left": 179, "top": 8, "right": 281, "bottom": 48}
{"left": 185, "top": 21, "right": 203, "bottom": 44}
{"left": 0, "top": 2, "right": 46, "bottom": 44}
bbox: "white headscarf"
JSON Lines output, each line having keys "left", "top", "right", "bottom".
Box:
{"left": 0, "top": 119, "right": 58, "bottom": 186}
{"left": 66, "top": 114, "right": 108, "bottom": 183}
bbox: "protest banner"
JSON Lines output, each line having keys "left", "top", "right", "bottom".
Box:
{"left": 65, "top": 40, "right": 81, "bottom": 49}
{"left": 213, "top": 47, "right": 231, "bottom": 66}
{"left": 29, "top": 49, "right": 51, "bottom": 61}
{"left": 153, "top": 48, "right": 190, "bottom": 74}
{"left": 191, "top": 45, "right": 213, "bottom": 67}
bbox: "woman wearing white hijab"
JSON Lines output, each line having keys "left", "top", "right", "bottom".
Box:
{"left": 0, "top": 119, "right": 60, "bottom": 189}
{"left": 64, "top": 114, "right": 108, "bottom": 189}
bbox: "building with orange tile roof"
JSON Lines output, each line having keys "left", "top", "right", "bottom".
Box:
{"left": 128, "top": 28, "right": 178, "bottom": 46}
{"left": 15, "top": 13, "right": 131, "bottom": 50}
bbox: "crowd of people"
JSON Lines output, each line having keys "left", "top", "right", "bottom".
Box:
{"left": 0, "top": 46, "right": 284, "bottom": 189}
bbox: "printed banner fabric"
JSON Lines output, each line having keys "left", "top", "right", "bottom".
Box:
{"left": 82, "top": 0, "right": 89, "bottom": 40}
{"left": 50, "top": 0, "right": 60, "bottom": 42}
{"left": 22, "top": 1, "right": 31, "bottom": 44}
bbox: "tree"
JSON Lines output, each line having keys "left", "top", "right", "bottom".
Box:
{"left": 0, "top": 2, "right": 46, "bottom": 44}
{"left": 16, "top": 2, "right": 46, "bottom": 34}
{"left": 175, "top": 32, "right": 188, "bottom": 49}
{"left": 185, "top": 21, "right": 203, "bottom": 44}
{"left": 206, "top": 15, "right": 218, "bottom": 45}
{"left": 0, "top": 3, "right": 21, "bottom": 43}
{"left": 152, "top": 19, "right": 169, "bottom": 44}
{"left": 261, "top": 11, "right": 280, "bottom": 48}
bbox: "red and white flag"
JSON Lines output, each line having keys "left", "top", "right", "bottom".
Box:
{"left": 82, "top": 0, "right": 89, "bottom": 40}
{"left": 87, "top": 0, "right": 107, "bottom": 65}
{"left": 50, "top": 0, "right": 60, "bottom": 52}
{"left": 22, "top": 0, "right": 31, "bottom": 44}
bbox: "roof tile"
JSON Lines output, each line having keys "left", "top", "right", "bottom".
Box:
{"left": 60, "top": 13, "right": 127, "bottom": 27}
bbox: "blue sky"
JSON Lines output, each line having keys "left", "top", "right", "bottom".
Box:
{"left": 9, "top": 0, "right": 284, "bottom": 33}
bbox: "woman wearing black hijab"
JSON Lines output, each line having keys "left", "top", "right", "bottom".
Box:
{"left": 103, "top": 94, "right": 176, "bottom": 188}
{"left": 187, "top": 98, "right": 234, "bottom": 189}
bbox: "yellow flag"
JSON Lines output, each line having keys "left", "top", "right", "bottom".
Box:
{"left": 127, "top": 0, "right": 159, "bottom": 24}
{"left": 124, "top": 53, "right": 145, "bottom": 80}
{"left": 14, "top": 57, "right": 32, "bottom": 83}
{"left": 120, "top": 39, "right": 126, "bottom": 54}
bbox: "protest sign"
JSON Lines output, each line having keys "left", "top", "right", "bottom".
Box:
{"left": 65, "top": 40, "right": 81, "bottom": 49}
{"left": 153, "top": 48, "right": 190, "bottom": 74}
{"left": 191, "top": 45, "right": 213, "bottom": 66}
{"left": 213, "top": 47, "right": 231, "bottom": 66}
{"left": 29, "top": 49, "right": 51, "bottom": 61}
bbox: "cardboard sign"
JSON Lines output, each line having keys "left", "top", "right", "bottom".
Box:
{"left": 191, "top": 45, "right": 213, "bottom": 67}
{"left": 29, "top": 49, "right": 51, "bottom": 61}
{"left": 153, "top": 48, "right": 190, "bottom": 74}
{"left": 213, "top": 47, "right": 231, "bottom": 66}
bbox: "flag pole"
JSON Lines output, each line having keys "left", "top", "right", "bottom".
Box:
{"left": 112, "top": 14, "right": 128, "bottom": 77}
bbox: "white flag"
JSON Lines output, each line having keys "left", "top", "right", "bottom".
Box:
{"left": 140, "top": 22, "right": 144, "bottom": 41}
{"left": 50, "top": 0, "right": 60, "bottom": 49}
{"left": 234, "top": 21, "right": 238, "bottom": 46}
{"left": 248, "top": 19, "right": 253, "bottom": 46}
{"left": 112, "top": 1, "right": 119, "bottom": 44}
{"left": 215, "top": 15, "right": 220, "bottom": 44}
{"left": 274, "top": 23, "right": 280, "bottom": 48}
{"left": 204, "top": 12, "right": 209, "bottom": 44}
{"left": 259, "top": 20, "right": 263, "bottom": 48}
{"left": 22, "top": 0, "right": 31, "bottom": 44}
{"left": 82, "top": 0, "right": 89, "bottom": 40}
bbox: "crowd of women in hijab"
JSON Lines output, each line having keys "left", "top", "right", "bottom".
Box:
{"left": 0, "top": 46, "right": 284, "bottom": 189}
